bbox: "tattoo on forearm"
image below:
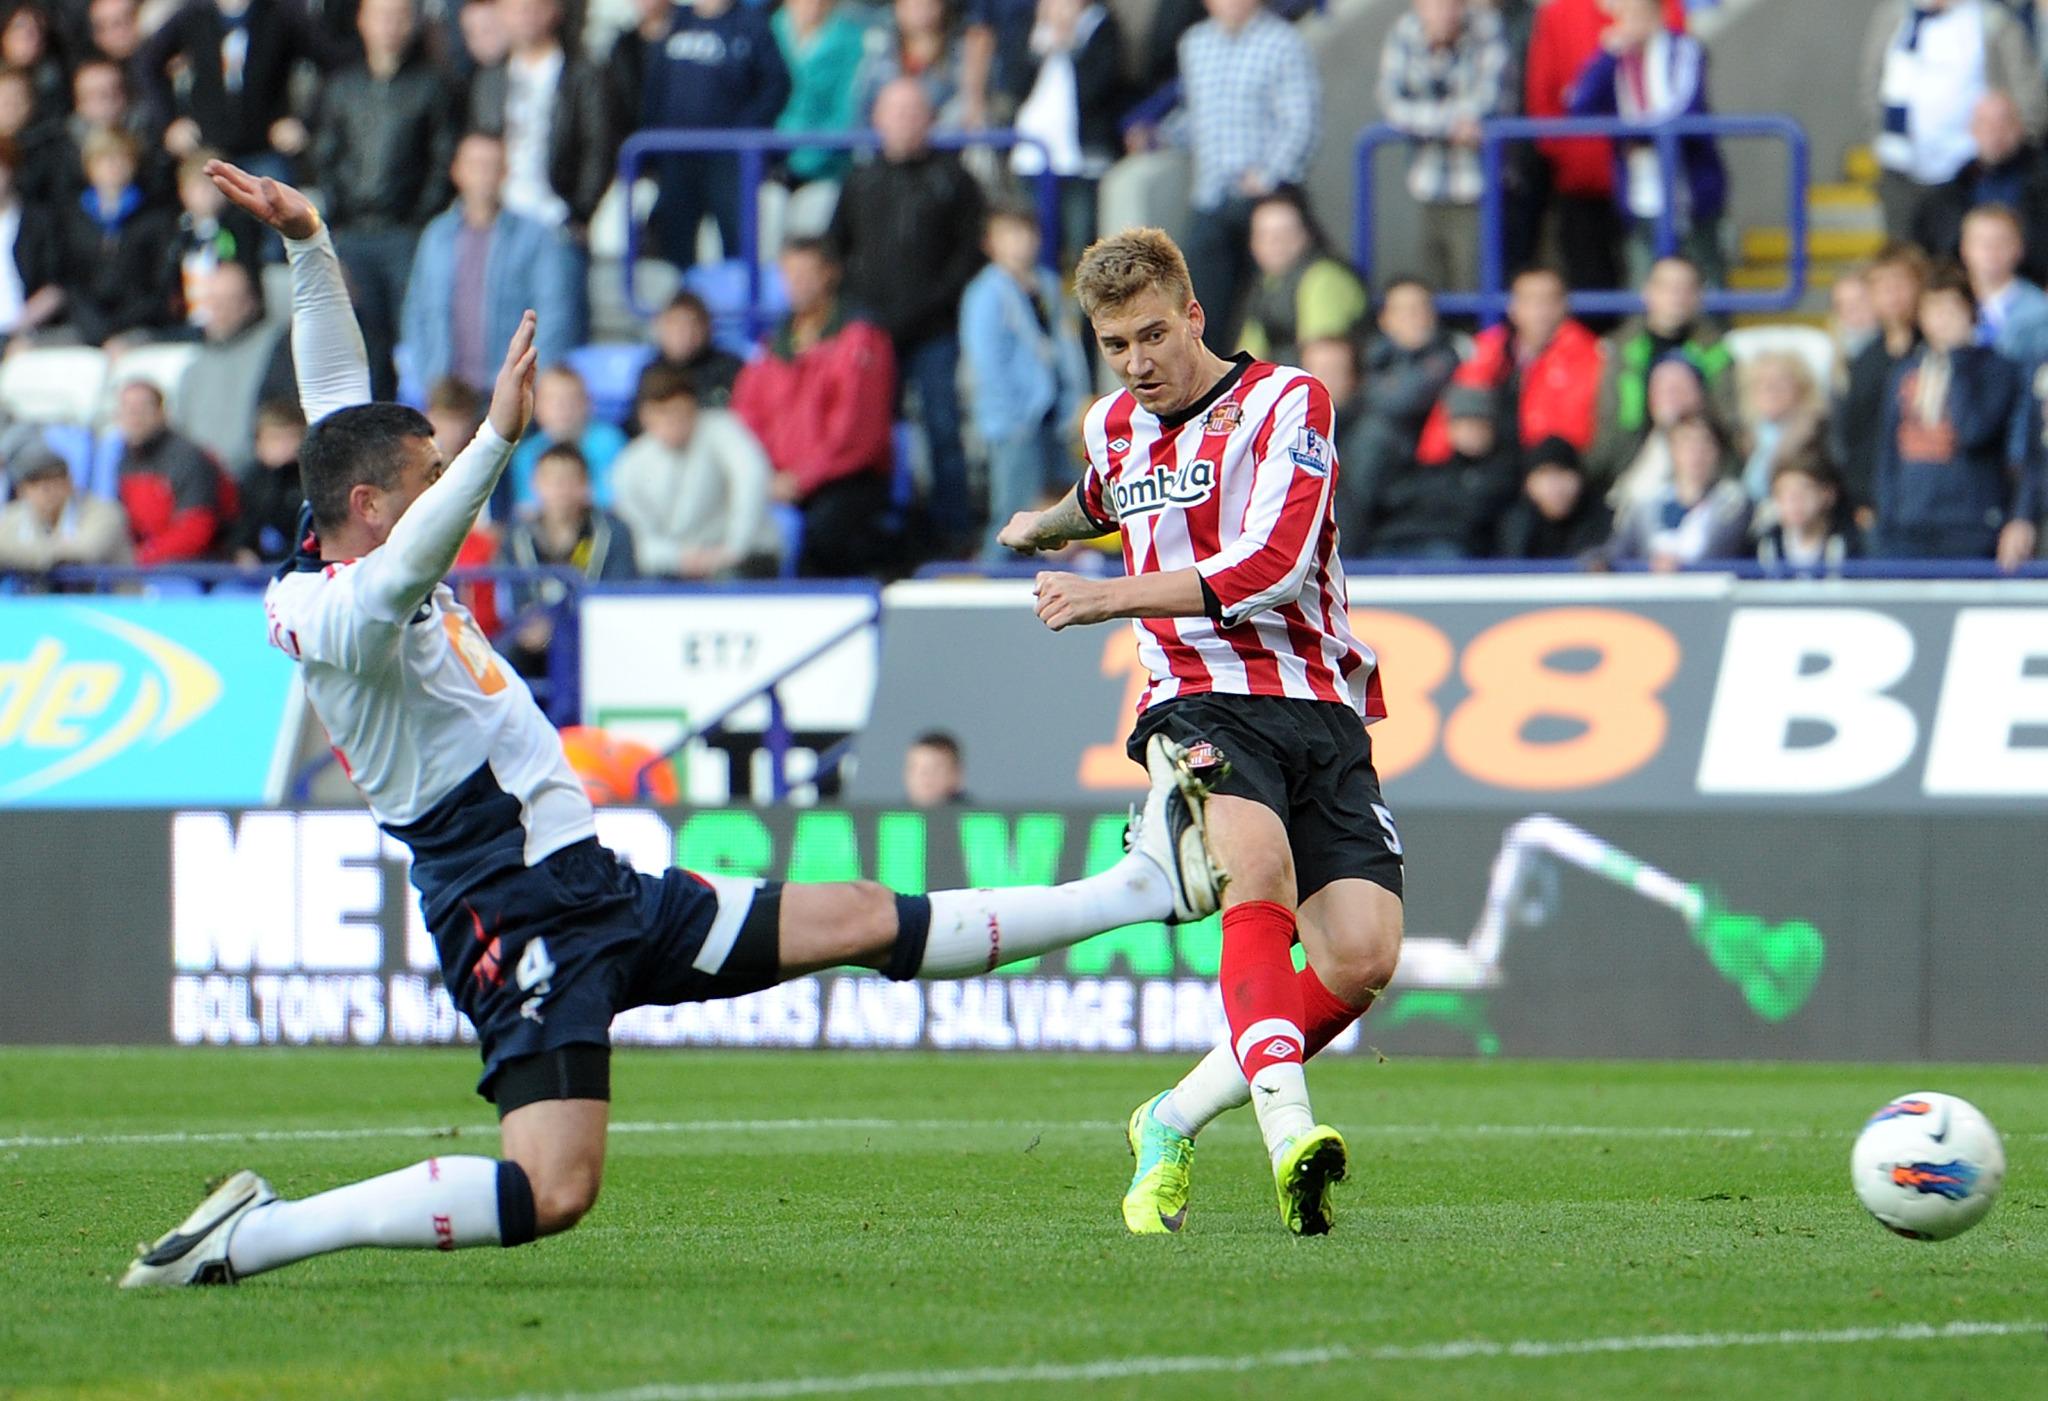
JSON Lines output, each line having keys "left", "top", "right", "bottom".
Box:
{"left": 1036, "top": 492, "right": 1095, "bottom": 547}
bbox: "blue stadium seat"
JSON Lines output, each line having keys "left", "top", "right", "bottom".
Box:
{"left": 566, "top": 343, "right": 657, "bottom": 426}
{"left": 42, "top": 425, "right": 121, "bottom": 501}
{"left": 682, "top": 259, "right": 790, "bottom": 345}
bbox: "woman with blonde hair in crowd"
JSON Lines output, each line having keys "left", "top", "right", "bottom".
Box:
{"left": 1737, "top": 349, "right": 1828, "bottom": 514}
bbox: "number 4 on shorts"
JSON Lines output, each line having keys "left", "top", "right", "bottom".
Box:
{"left": 515, "top": 939, "right": 555, "bottom": 1022}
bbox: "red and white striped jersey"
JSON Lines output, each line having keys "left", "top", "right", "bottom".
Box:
{"left": 1078, "top": 356, "right": 1383, "bottom": 720}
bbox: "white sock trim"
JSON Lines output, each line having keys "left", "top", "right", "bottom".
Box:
{"left": 1234, "top": 1018, "right": 1304, "bottom": 1065}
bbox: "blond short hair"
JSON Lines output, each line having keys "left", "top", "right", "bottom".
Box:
{"left": 1074, "top": 227, "right": 1194, "bottom": 322}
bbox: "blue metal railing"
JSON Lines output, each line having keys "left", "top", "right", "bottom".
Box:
{"left": 1354, "top": 114, "right": 1809, "bottom": 320}
{"left": 616, "top": 128, "right": 1060, "bottom": 326}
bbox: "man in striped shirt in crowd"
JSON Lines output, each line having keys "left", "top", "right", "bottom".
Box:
{"left": 1133, "top": 0, "right": 1320, "bottom": 350}
{"left": 999, "top": 228, "right": 1403, "bottom": 1237}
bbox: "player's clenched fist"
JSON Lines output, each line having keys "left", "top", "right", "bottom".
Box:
{"left": 998, "top": 510, "right": 1052, "bottom": 553}
{"left": 1033, "top": 571, "right": 1113, "bottom": 631}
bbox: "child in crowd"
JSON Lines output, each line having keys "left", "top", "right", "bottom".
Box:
{"left": 227, "top": 401, "right": 306, "bottom": 567}
{"left": 500, "top": 444, "right": 640, "bottom": 677}
{"left": 1493, "top": 435, "right": 1613, "bottom": 560}
{"left": 960, "top": 201, "right": 1089, "bottom": 565}
{"left": 168, "top": 150, "right": 263, "bottom": 331}
{"left": 1756, "top": 456, "right": 1859, "bottom": 574}
{"left": 61, "top": 128, "right": 176, "bottom": 345}
{"left": 502, "top": 365, "right": 629, "bottom": 516}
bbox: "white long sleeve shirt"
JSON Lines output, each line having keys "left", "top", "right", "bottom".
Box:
{"left": 610, "top": 411, "right": 779, "bottom": 573}
{"left": 261, "top": 226, "right": 596, "bottom": 865}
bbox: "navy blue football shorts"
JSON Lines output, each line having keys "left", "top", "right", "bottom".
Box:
{"left": 411, "top": 836, "right": 784, "bottom": 1110}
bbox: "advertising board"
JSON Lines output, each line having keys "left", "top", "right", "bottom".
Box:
{"left": 851, "top": 578, "right": 2048, "bottom": 810}
{"left": 6, "top": 804, "right": 2041, "bottom": 1065}
{"left": 0, "top": 596, "right": 298, "bottom": 807}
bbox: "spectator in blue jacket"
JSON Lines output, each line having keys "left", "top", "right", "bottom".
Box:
{"left": 1566, "top": 0, "right": 1727, "bottom": 286}
{"left": 643, "top": 0, "right": 791, "bottom": 268}
{"left": 1875, "top": 266, "right": 2043, "bottom": 568}
{"left": 961, "top": 201, "right": 1090, "bottom": 563}
{"left": 399, "top": 132, "right": 573, "bottom": 400}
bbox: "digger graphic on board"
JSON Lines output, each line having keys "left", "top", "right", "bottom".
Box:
{"left": 1380, "top": 815, "right": 1826, "bottom": 1054}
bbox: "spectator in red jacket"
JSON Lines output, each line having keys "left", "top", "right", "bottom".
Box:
{"left": 1522, "top": 0, "right": 1685, "bottom": 299}
{"left": 1417, "top": 265, "right": 1604, "bottom": 463}
{"left": 113, "top": 380, "right": 230, "bottom": 564}
{"left": 732, "top": 237, "right": 899, "bottom": 577}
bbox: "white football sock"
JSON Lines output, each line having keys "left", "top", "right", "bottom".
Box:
{"left": 917, "top": 853, "right": 1172, "bottom": 977}
{"left": 1248, "top": 1062, "right": 1316, "bottom": 1162}
{"left": 1156, "top": 1042, "right": 1251, "bottom": 1138}
{"left": 228, "top": 1156, "right": 506, "bottom": 1277}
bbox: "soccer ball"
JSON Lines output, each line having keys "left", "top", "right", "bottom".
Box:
{"left": 1851, "top": 1092, "right": 2006, "bottom": 1241}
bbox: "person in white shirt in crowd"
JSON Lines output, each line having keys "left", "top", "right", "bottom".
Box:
{"left": 466, "top": 0, "right": 611, "bottom": 348}
{"left": 1126, "top": 0, "right": 1320, "bottom": 349}
{"left": 1862, "top": 0, "right": 2046, "bottom": 241}
{"left": 611, "top": 363, "right": 781, "bottom": 579}
{"left": 1008, "top": 0, "right": 1125, "bottom": 266}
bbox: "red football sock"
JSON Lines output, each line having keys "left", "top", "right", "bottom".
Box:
{"left": 1219, "top": 900, "right": 1306, "bottom": 1084}
{"left": 1300, "top": 963, "right": 1372, "bottom": 1059}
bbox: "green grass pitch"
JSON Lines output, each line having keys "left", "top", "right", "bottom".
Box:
{"left": 2, "top": 1049, "right": 2044, "bottom": 1400}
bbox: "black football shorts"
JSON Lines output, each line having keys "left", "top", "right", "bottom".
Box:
{"left": 1127, "top": 693, "right": 1404, "bottom": 902}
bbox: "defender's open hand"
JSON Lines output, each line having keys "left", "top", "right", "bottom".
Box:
{"left": 204, "top": 160, "right": 321, "bottom": 241}
{"left": 489, "top": 311, "right": 540, "bottom": 442}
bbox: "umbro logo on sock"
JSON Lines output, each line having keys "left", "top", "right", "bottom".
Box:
{"left": 1261, "top": 1037, "right": 1299, "bottom": 1060}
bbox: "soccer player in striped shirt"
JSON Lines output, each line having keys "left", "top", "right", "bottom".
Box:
{"left": 999, "top": 228, "right": 1403, "bottom": 1236}
{"left": 120, "top": 168, "right": 1228, "bottom": 1288}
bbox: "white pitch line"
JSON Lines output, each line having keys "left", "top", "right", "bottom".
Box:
{"left": 3, "top": 1117, "right": 2044, "bottom": 1152}
{"left": 463, "top": 1320, "right": 2046, "bottom": 1401}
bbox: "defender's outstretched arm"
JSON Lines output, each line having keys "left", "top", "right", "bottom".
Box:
{"left": 206, "top": 160, "right": 370, "bottom": 423}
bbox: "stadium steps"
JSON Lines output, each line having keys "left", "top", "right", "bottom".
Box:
{"left": 1729, "top": 145, "right": 1884, "bottom": 326}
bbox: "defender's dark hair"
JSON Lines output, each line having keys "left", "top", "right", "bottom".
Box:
{"left": 300, "top": 401, "right": 434, "bottom": 530}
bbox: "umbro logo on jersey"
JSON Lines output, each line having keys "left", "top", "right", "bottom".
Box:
{"left": 1109, "top": 437, "right": 1130, "bottom": 453}
{"left": 1111, "top": 458, "right": 1217, "bottom": 520}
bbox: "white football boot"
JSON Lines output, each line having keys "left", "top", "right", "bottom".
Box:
{"left": 120, "top": 1170, "right": 275, "bottom": 1288}
{"left": 1126, "top": 734, "right": 1228, "bottom": 924}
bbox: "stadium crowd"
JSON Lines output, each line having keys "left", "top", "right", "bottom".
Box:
{"left": 3, "top": 0, "right": 2048, "bottom": 594}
